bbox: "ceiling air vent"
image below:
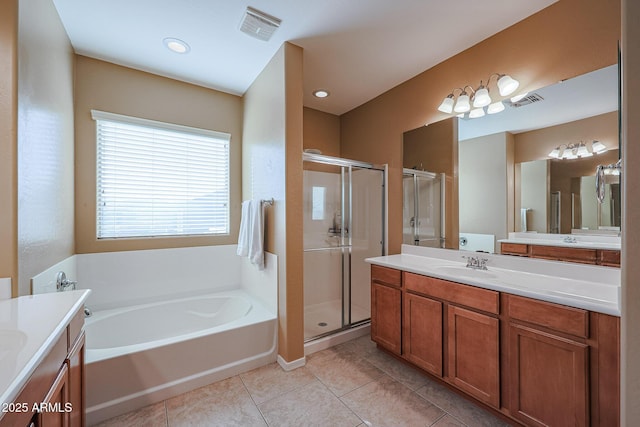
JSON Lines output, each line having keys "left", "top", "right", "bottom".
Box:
{"left": 507, "top": 93, "right": 545, "bottom": 108}
{"left": 239, "top": 7, "right": 281, "bottom": 41}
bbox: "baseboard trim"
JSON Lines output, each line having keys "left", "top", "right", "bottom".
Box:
{"left": 276, "top": 354, "right": 306, "bottom": 371}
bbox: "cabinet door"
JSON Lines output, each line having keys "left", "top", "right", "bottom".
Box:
{"left": 447, "top": 305, "right": 500, "bottom": 408}
{"left": 68, "top": 332, "right": 85, "bottom": 427}
{"left": 38, "top": 363, "right": 70, "bottom": 427}
{"left": 509, "top": 324, "right": 589, "bottom": 427}
{"left": 371, "top": 282, "right": 402, "bottom": 354}
{"left": 403, "top": 293, "right": 442, "bottom": 376}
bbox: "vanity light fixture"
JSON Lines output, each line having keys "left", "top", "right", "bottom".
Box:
{"left": 592, "top": 140, "right": 607, "bottom": 153}
{"left": 313, "top": 89, "right": 330, "bottom": 98}
{"left": 548, "top": 141, "right": 605, "bottom": 160}
{"left": 437, "top": 73, "right": 519, "bottom": 117}
{"left": 163, "top": 37, "right": 190, "bottom": 54}
{"left": 469, "top": 108, "right": 485, "bottom": 119}
{"left": 486, "top": 101, "right": 505, "bottom": 114}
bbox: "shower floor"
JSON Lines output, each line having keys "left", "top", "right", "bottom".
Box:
{"left": 304, "top": 299, "right": 370, "bottom": 340}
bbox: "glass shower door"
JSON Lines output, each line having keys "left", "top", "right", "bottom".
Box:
{"left": 303, "top": 155, "right": 385, "bottom": 341}
{"left": 349, "top": 166, "right": 384, "bottom": 325}
{"left": 303, "top": 163, "right": 345, "bottom": 340}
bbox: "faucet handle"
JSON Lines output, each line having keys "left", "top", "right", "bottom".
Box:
{"left": 56, "top": 271, "right": 77, "bottom": 291}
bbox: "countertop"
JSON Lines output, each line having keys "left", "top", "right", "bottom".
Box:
{"left": 367, "top": 245, "right": 620, "bottom": 316}
{"left": 497, "top": 232, "right": 621, "bottom": 250}
{"left": 0, "top": 290, "right": 91, "bottom": 409}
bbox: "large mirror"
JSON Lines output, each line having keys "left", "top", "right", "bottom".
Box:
{"left": 403, "top": 65, "right": 619, "bottom": 253}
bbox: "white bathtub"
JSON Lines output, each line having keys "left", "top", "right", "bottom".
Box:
{"left": 85, "top": 289, "right": 277, "bottom": 425}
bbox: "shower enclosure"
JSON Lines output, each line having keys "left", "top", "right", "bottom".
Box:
{"left": 402, "top": 169, "right": 444, "bottom": 247}
{"left": 303, "top": 153, "right": 385, "bottom": 341}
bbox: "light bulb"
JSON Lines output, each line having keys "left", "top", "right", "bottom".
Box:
{"left": 469, "top": 108, "right": 485, "bottom": 118}
{"left": 592, "top": 140, "right": 606, "bottom": 153}
{"left": 473, "top": 87, "right": 491, "bottom": 108}
{"left": 163, "top": 37, "right": 190, "bottom": 54}
{"left": 454, "top": 94, "right": 471, "bottom": 113}
{"left": 497, "top": 75, "right": 519, "bottom": 96}
{"left": 577, "top": 144, "right": 592, "bottom": 157}
{"left": 549, "top": 147, "right": 561, "bottom": 158}
{"left": 438, "top": 96, "right": 454, "bottom": 114}
{"left": 510, "top": 92, "right": 529, "bottom": 103}
{"left": 486, "top": 101, "right": 505, "bottom": 114}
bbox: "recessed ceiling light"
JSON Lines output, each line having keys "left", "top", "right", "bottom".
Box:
{"left": 163, "top": 37, "right": 190, "bottom": 54}
{"left": 313, "top": 89, "right": 330, "bottom": 98}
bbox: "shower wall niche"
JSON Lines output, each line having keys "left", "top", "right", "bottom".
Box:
{"left": 303, "top": 154, "right": 385, "bottom": 341}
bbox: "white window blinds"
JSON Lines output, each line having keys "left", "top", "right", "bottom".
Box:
{"left": 92, "top": 110, "right": 230, "bottom": 239}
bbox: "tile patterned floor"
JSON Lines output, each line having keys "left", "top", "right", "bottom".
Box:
{"left": 94, "top": 336, "right": 512, "bottom": 427}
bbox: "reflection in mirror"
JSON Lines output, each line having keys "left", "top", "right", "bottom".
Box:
{"left": 402, "top": 118, "right": 459, "bottom": 249}
{"left": 404, "top": 64, "right": 620, "bottom": 253}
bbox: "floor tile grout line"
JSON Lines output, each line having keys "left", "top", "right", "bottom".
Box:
{"left": 238, "top": 373, "right": 271, "bottom": 426}
{"left": 163, "top": 400, "right": 169, "bottom": 427}
{"left": 428, "top": 412, "right": 449, "bottom": 426}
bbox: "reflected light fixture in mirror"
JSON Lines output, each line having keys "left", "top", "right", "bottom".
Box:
{"left": 437, "top": 73, "right": 520, "bottom": 116}
{"left": 548, "top": 140, "right": 607, "bottom": 159}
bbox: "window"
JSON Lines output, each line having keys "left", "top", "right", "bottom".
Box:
{"left": 92, "top": 110, "right": 230, "bottom": 239}
{"left": 311, "top": 186, "right": 326, "bottom": 220}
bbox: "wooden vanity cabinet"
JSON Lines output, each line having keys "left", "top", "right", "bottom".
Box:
{"left": 403, "top": 292, "right": 442, "bottom": 376}
{"left": 404, "top": 272, "right": 501, "bottom": 408}
{"left": 371, "top": 265, "right": 402, "bottom": 355}
{"left": 507, "top": 295, "right": 590, "bottom": 426}
{"left": 3, "top": 308, "right": 86, "bottom": 427}
{"left": 370, "top": 265, "right": 620, "bottom": 427}
{"left": 500, "top": 242, "right": 620, "bottom": 267}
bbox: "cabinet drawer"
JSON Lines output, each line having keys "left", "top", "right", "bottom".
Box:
{"left": 529, "top": 245, "right": 596, "bottom": 264}
{"left": 404, "top": 272, "right": 499, "bottom": 315}
{"left": 501, "top": 243, "right": 528, "bottom": 255}
{"left": 371, "top": 265, "right": 402, "bottom": 287}
{"left": 508, "top": 294, "right": 589, "bottom": 338}
{"left": 598, "top": 250, "right": 620, "bottom": 266}
{"left": 68, "top": 308, "right": 84, "bottom": 350}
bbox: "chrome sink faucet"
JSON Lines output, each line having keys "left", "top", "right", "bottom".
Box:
{"left": 563, "top": 236, "right": 578, "bottom": 243}
{"left": 462, "top": 255, "right": 489, "bottom": 270}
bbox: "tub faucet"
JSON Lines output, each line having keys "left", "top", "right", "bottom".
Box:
{"left": 56, "top": 271, "right": 77, "bottom": 292}
{"left": 462, "top": 255, "right": 488, "bottom": 270}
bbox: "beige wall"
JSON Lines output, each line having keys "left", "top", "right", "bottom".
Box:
{"left": 17, "top": 0, "right": 75, "bottom": 296}
{"left": 514, "top": 111, "right": 618, "bottom": 163}
{"left": 303, "top": 107, "right": 340, "bottom": 157}
{"left": 243, "top": 42, "right": 304, "bottom": 363}
{"left": 621, "top": 0, "right": 640, "bottom": 422}
{"left": 341, "top": 0, "right": 620, "bottom": 254}
{"left": 0, "top": 0, "right": 18, "bottom": 290}
{"left": 74, "top": 56, "right": 243, "bottom": 253}
{"left": 518, "top": 160, "right": 549, "bottom": 233}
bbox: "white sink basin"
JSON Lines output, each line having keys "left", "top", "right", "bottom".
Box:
{"left": 431, "top": 265, "right": 499, "bottom": 280}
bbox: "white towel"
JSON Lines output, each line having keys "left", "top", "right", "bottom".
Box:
{"left": 248, "top": 200, "right": 265, "bottom": 270}
{"left": 237, "top": 200, "right": 265, "bottom": 270}
{"left": 237, "top": 200, "right": 251, "bottom": 257}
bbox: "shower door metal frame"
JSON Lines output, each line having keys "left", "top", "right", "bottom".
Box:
{"left": 303, "top": 153, "right": 387, "bottom": 342}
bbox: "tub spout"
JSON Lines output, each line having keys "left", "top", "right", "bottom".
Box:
{"left": 84, "top": 306, "right": 92, "bottom": 317}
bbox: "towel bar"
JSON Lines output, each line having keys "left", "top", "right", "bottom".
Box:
{"left": 261, "top": 198, "right": 274, "bottom": 206}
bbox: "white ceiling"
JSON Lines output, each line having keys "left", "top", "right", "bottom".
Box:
{"left": 458, "top": 65, "right": 618, "bottom": 141}
{"left": 52, "top": 0, "right": 556, "bottom": 115}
